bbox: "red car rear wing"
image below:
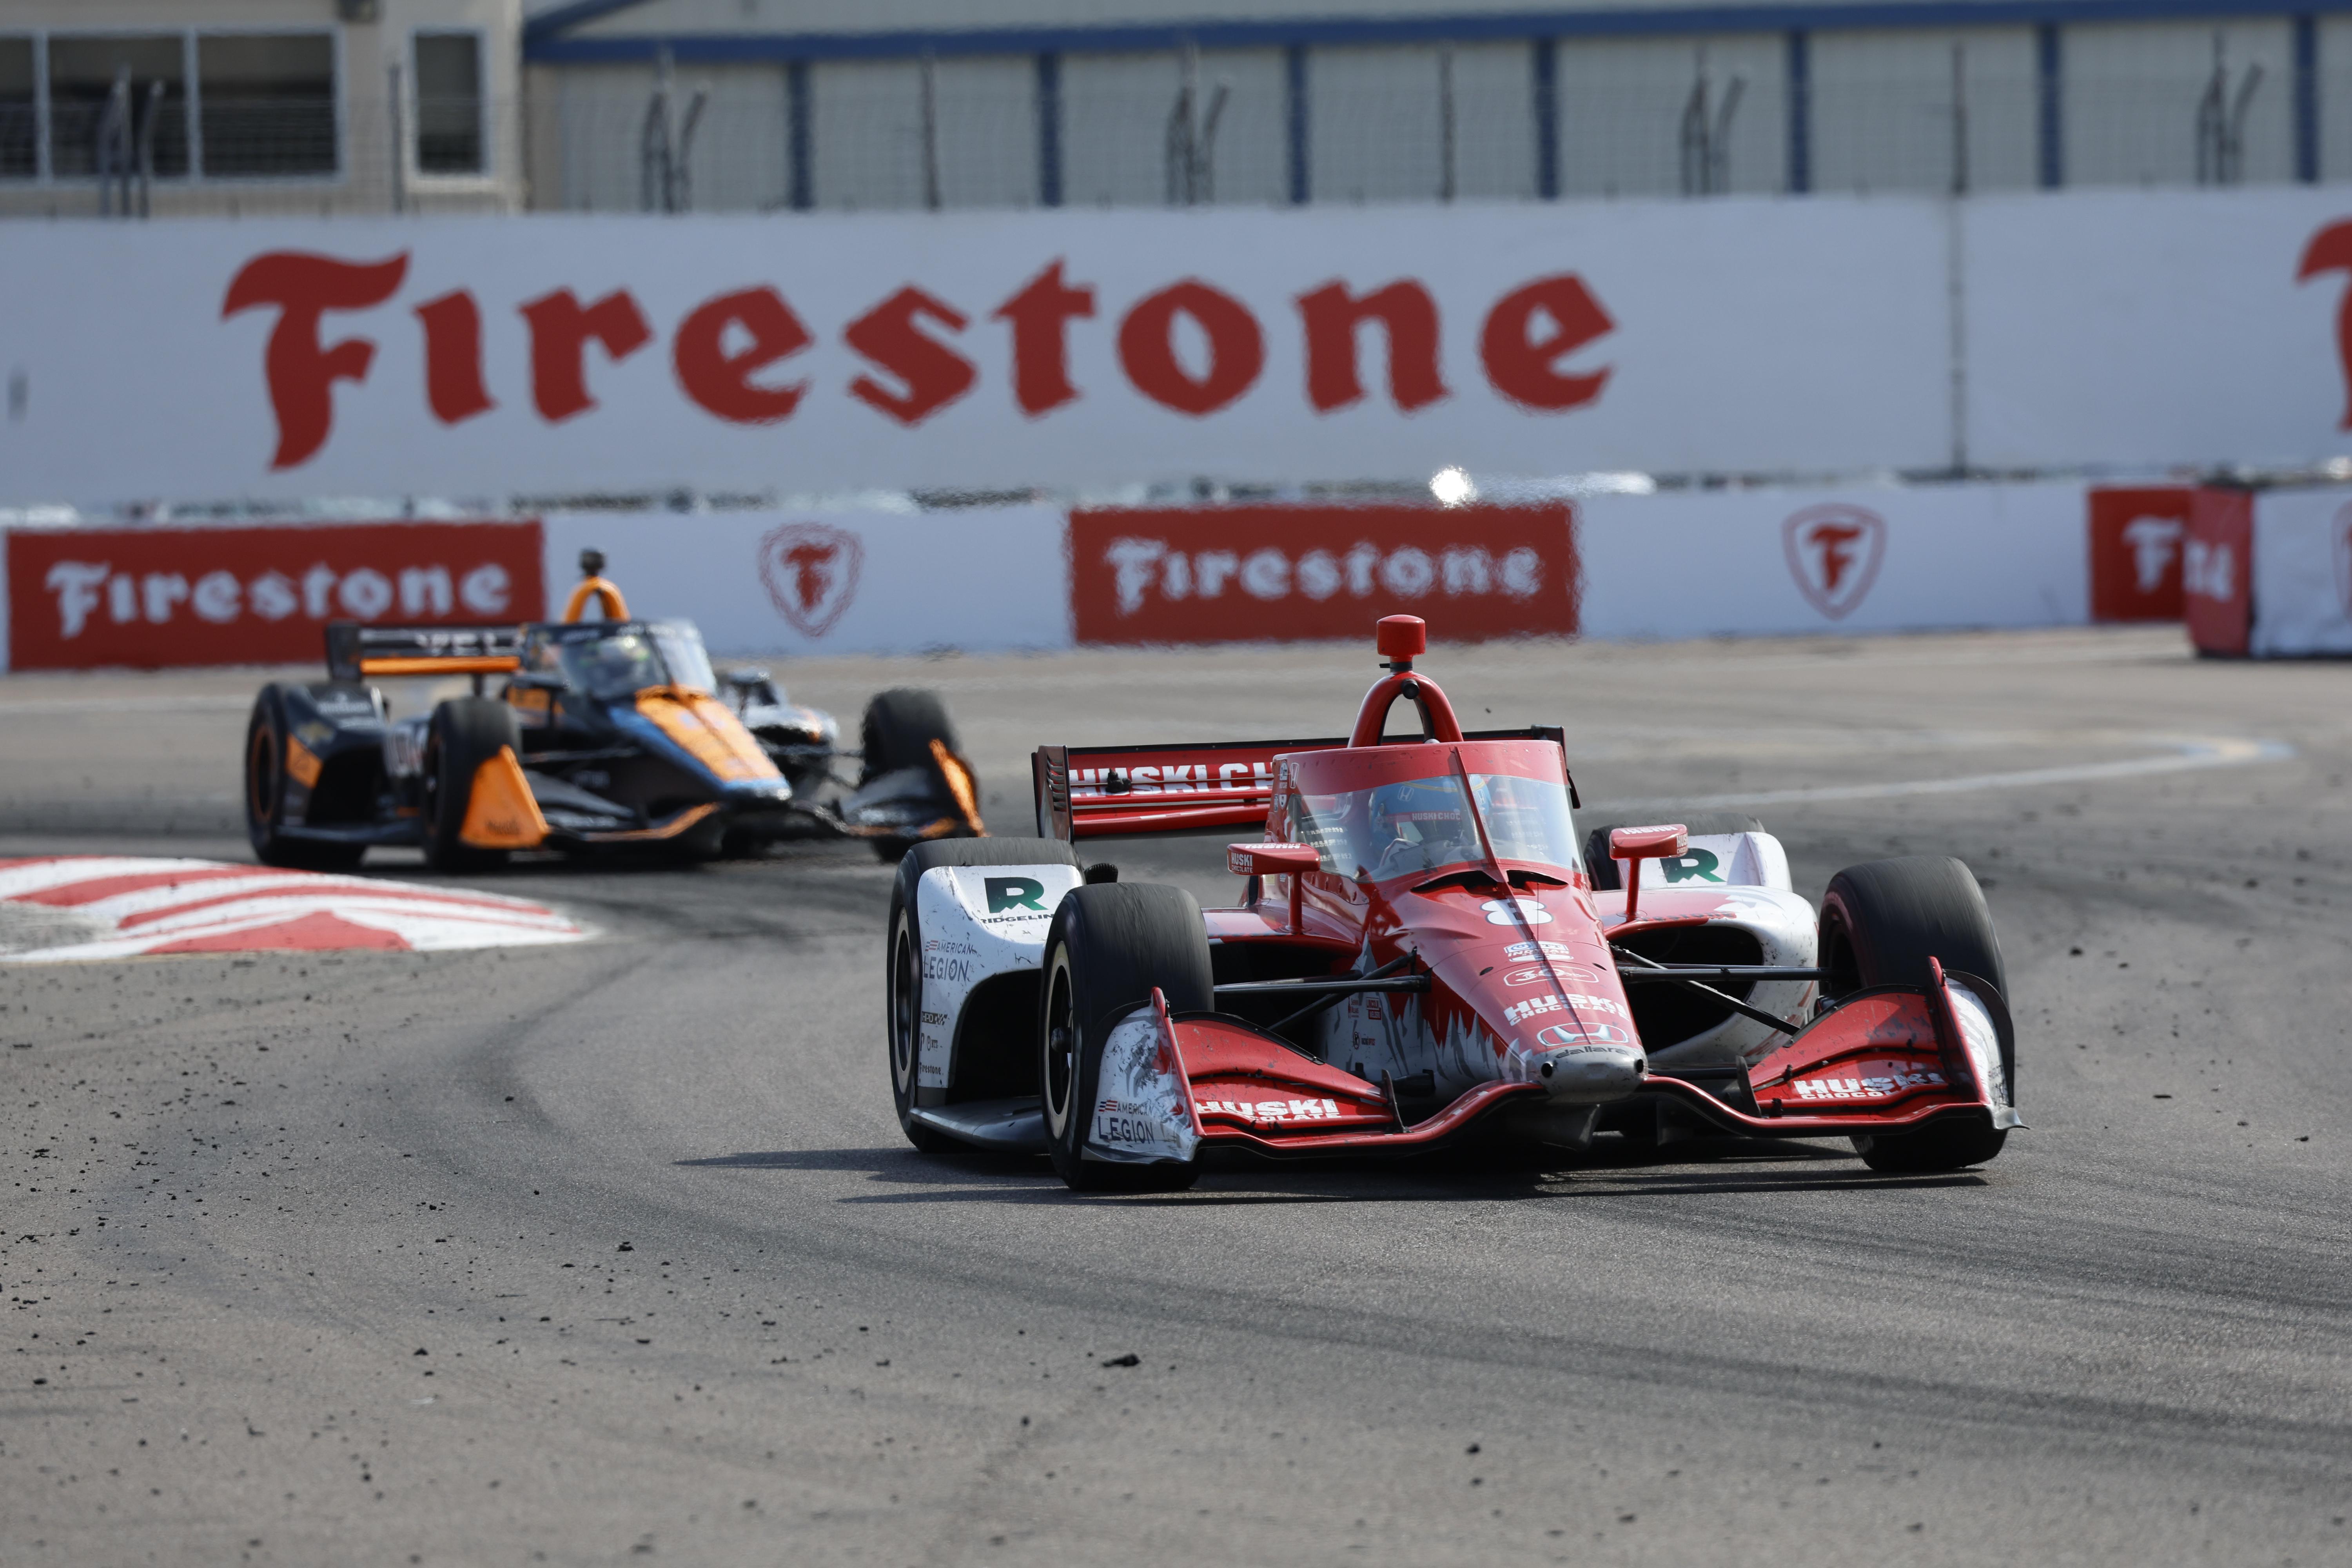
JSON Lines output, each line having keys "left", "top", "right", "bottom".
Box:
{"left": 1032, "top": 725, "right": 1570, "bottom": 840}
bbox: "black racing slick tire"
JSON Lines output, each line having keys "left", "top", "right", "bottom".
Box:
{"left": 1819, "top": 855, "right": 2013, "bottom": 1173}
{"left": 1038, "top": 883, "right": 1213, "bottom": 1193}
{"left": 421, "top": 698, "right": 523, "bottom": 873}
{"left": 885, "top": 836, "right": 1083, "bottom": 1154}
{"left": 1582, "top": 813, "right": 1766, "bottom": 891}
{"left": 861, "top": 688, "right": 975, "bottom": 863}
{"left": 244, "top": 685, "right": 364, "bottom": 871}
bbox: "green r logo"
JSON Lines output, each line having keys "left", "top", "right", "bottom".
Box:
{"left": 985, "top": 877, "right": 1049, "bottom": 914}
{"left": 1660, "top": 848, "right": 1725, "bottom": 884}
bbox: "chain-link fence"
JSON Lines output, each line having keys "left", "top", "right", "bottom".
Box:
{"left": 0, "top": 25, "right": 2340, "bottom": 219}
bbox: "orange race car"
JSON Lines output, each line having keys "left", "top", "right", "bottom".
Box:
{"left": 241, "top": 550, "right": 982, "bottom": 871}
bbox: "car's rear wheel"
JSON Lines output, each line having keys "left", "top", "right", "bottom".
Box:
{"left": 421, "top": 698, "right": 522, "bottom": 873}
{"left": 1581, "top": 812, "right": 1765, "bottom": 891}
{"left": 884, "top": 837, "right": 1083, "bottom": 1154}
{"left": 861, "top": 688, "right": 975, "bottom": 862}
{"left": 244, "top": 685, "right": 364, "bottom": 871}
{"left": 1039, "top": 882, "right": 1213, "bottom": 1192}
{"left": 1819, "top": 855, "right": 2012, "bottom": 1173}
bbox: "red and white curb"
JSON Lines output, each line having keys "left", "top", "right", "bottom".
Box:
{"left": 0, "top": 857, "right": 588, "bottom": 962}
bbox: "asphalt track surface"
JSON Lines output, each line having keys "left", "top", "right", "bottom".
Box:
{"left": 3, "top": 627, "right": 2349, "bottom": 1567}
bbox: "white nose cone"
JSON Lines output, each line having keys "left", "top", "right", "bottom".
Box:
{"left": 1536, "top": 1044, "right": 1646, "bottom": 1104}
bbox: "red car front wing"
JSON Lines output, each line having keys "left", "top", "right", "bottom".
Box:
{"left": 1125, "top": 957, "right": 2016, "bottom": 1162}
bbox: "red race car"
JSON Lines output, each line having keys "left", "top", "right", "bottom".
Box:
{"left": 884, "top": 615, "right": 2020, "bottom": 1191}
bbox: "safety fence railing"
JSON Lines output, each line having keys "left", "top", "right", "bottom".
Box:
{"left": 0, "top": 42, "right": 2325, "bottom": 219}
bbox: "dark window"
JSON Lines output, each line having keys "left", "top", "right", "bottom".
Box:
{"left": 47, "top": 34, "right": 187, "bottom": 178}
{"left": 414, "top": 32, "right": 482, "bottom": 174}
{"left": 196, "top": 33, "right": 336, "bottom": 176}
{"left": 0, "top": 39, "right": 33, "bottom": 177}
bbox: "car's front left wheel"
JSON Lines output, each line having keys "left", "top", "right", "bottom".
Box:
{"left": 1038, "top": 882, "right": 1213, "bottom": 1192}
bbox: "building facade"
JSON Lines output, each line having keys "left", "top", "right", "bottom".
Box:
{"left": 0, "top": 0, "right": 525, "bottom": 217}
{"left": 4, "top": 0, "right": 2348, "bottom": 217}
{"left": 519, "top": 0, "right": 2352, "bottom": 212}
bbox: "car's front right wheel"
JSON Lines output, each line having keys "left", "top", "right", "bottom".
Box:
{"left": 1819, "top": 855, "right": 2013, "bottom": 1173}
{"left": 421, "top": 698, "right": 522, "bottom": 873}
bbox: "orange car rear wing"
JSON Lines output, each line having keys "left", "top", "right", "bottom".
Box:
{"left": 325, "top": 620, "right": 523, "bottom": 683}
{"left": 1032, "top": 726, "right": 1568, "bottom": 841}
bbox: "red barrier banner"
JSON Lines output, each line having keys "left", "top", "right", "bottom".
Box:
{"left": 1068, "top": 503, "right": 1577, "bottom": 646}
{"left": 2087, "top": 486, "right": 2192, "bottom": 622}
{"left": 6, "top": 521, "right": 544, "bottom": 671}
{"left": 2183, "top": 488, "right": 2252, "bottom": 657}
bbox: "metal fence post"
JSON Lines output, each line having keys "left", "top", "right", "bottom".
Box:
{"left": 1532, "top": 37, "right": 1557, "bottom": 200}
{"left": 1951, "top": 42, "right": 1969, "bottom": 197}
{"left": 1035, "top": 51, "right": 1062, "bottom": 207}
{"left": 1285, "top": 44, "right": 1310, "bottom": 205}
{"left": 1786, "top": 31, "right": 1810, "bottom": 195}
{"left": 1438, "top": 47, "right": 1456, "bottom": 202}
{"left": 919, "top": 50, "right": 941, "bottom": 210}
{"left": 2295, "top": 14, "right": 2319, "bottom": 183}
{"left": 2036, "top": 24, "right": 2063, "bottom": 190}
{"left": 787, "top": 58, "right": 813, "bottom": 210}
{"left": 387, "top": 61, "right": 408, "bottom": 214}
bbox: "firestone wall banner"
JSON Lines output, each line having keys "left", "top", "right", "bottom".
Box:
{"left": 4, "top": 521, "right": 544, "bottom": 671}
{"left": 0, "top": 201, "right": 1956, "bottom": 505}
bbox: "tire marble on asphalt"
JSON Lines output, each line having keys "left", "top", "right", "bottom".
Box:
{"left": 2, "top": 628, "right": 2347, "bottom": 1566}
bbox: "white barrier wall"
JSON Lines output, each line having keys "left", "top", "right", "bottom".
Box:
{"left": 540, "top": 508, "right": 1071, "bottom": 658}
{"left": 4, "top": 187, "right": 2352, "bottom": 506}
{"left": 1577, "top": 482, "right": 2091, "bottom": 640}
{"left": 2, "top": 485, "right": 2108, "bottom": 670}
{"left": 2249, "top": 487, "right": 2352, "bottom": 656}
{"left": 556, "top": 484, "right": 2092, "bottom": 658}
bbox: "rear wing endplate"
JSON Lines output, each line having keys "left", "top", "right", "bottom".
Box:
{"left": 1033, "top": 726, "right": 1569, "bottom": 840}
{"left": 326, "top": 620, "right": 524, "bottom": 682}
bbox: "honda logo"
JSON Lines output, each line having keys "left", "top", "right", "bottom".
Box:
{"left": 1782, "top": 503, "right": 1886, "bottom": 620}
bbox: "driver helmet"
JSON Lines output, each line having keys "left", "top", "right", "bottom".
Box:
{"left": 1368, "top": 777, "right": 1475, "bottom": 860}
{"left": 592, "top": 635, "right": 656, "bottom": 687}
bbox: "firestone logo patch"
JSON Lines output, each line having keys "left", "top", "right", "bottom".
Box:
{"left": 1782, "top": 503, "right": 1886, "bottom": 621}
{"left": 758, "top": 522, "right": 863, "bottom": 638}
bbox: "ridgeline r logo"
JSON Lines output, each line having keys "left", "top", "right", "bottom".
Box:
{"left": 1660, "top": 848, "right": 1726, "bottom": 884}
{"left": 985, "top": 877, "right": 1049, "bottom": 915}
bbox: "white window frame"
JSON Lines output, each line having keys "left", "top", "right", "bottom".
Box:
{"left": 408, "top": 27, "right": 495, "bottom": 187}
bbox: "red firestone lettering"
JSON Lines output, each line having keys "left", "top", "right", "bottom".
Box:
{"left": 519, "top": 288, "right": 654, "bottom": 423}
{"left": 221, "top": 250, "right": 409, "bottom": 470}
{"left": 673, "top": 286, "right": 813, "bottom": 425}
{"left": 1479, "top": 275, "right": 1613, "bottom": 412}
{"left": 1296, "top": 279, "right": 1447, "bottom": 413}
{"left": 993, "top": 260, "right": 1096, "bottom": 416}
{"left": 2297, "top": 220, "right": 2352, "bottom": 430}
{"left": 1118, "top": 280, "right": 1264, "bottom": 416}
{"left": 414, "top": 289, "right": 495, "bottom": 425}
{"left": 844, "top": 286, "right": 977, "bottom": 426}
